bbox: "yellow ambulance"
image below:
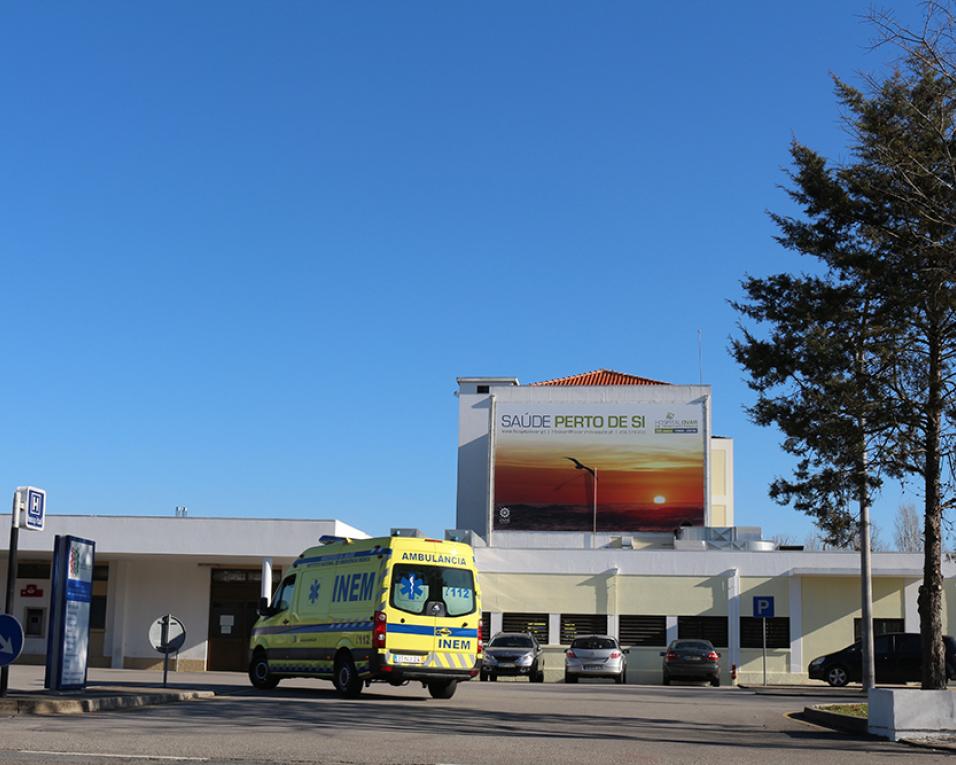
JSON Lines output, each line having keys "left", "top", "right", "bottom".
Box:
{"left": 248, "top": 534, "right": 482, "bottom": 699}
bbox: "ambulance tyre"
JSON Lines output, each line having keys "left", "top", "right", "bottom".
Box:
{"left": 427, "top": 679, "right": 458, "bottom": 699}
{"left": 333, "top": 652, "right": 363, "bottom": 698}
{"left": 249, "top": 651, "right": 280, "bottom": 690}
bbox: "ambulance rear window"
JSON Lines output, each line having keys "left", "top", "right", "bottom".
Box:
{"left": 390, "top": 564, "right": 476, "bottom": 617}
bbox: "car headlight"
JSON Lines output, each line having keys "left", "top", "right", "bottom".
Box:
{"left": 483, "top": 654, "right": 498, "bottom": 666}
{"left": 809, "top": 657, "right": 825, "bottom": 667}
{"left": 517, "top": 653, "right": 534, "bottom": 666}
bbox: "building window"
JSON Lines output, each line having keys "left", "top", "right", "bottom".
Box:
{"left": 480, "top": 612, "right": 491, "bottom": 642}
{"left": 740, "top": 617, "right": 790, "bottom": 648}
{"left": 501, "top": 612, "right": 549, "bottom": 644}
{"left": 560, "top": 614, "right": 608, "bottom": 644}
{"left": 91, "top": 596, "right": 108, "bottom": 630}
{"left": 619, "top": 615, "right": 667, "bottom": 647}
{"left": 677, "top": 616, "right": 728, "bottom": 647}
{"left": 476, "top": 385, "right": 490, "bottom": 394}
{"left": 93, "top": 565, "right": 109, "bottom": 581}
{"left": 17, "top": 561, "right": 50, "bottom": 579}
{"left": 24, "top": 607, "right": 45, "bottom": 638}
{"left": 854, "top": 618, "right": 904, "bottom": 641}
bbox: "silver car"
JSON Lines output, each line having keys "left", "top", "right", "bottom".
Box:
{"left": 480, "top": 632, "right": 545, "bottom": 682}
{"left": 564, "top": 634, "right": 628, "bottom": 683}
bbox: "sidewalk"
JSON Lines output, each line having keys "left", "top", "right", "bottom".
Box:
{"left": 0, "top": 664, "right": 251, "bottom": 715}
{"left": 739, "top": 683, "right": 868, "bottom": 698}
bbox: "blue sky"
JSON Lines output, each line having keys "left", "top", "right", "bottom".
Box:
{"left": 1, "top": 1, "right": 927, "bottom": 543}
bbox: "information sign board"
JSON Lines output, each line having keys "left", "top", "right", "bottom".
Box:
{"left": 45, "top": 535, "right": 95, "bottom": 691}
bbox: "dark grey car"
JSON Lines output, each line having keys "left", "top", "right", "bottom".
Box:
{"left": 480, "top": 632, "right": 544, "bottom": 682}
{"left": 661, "top": 639, "right": 720, "bottom": 686}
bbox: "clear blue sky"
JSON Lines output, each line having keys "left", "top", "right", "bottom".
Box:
{"left": 1, "top": 1, "right": 926, "bottom": 544}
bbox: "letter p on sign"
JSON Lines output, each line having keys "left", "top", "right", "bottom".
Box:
{"left": 753, "top": 596, "right": 774, "bottom": 619}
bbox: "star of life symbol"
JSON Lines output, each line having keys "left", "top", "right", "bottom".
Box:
{"left": 309, "top": 580, "right": 320, "bottom": 604}
{"left": 400, "top": 574, "right": 424, "bottom": 600}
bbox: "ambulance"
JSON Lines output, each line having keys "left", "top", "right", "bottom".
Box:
{"left": 248, "top": 534, "right": 482, "bottom": 699}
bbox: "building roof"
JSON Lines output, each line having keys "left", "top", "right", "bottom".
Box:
{"left": 530, "top": 369, "right": 670, "bottom": 387}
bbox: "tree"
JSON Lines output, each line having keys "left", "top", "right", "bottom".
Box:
{"left": 895, "top": 503, "right": 925, "bottom": 552}
{"left": 735, "top": 7, "right": 956, "bottom": 688}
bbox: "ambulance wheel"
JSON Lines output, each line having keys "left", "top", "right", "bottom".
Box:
{"left": 249, "top": 653, "right": 280, "bottom": 690}
{"left": 333, "top": 654, "right": 363, "bottom": 698}
{"left": 427, "top": 679, "right": 458, "bottom": 699}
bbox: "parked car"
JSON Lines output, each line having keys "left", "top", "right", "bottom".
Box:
{"left": 564, "top": 634, "right": 628, "bottom": 684}
{"left": 480, "top": 632, "right": 544, "bottom": 682}
{"left": 808, "top": 632, "right": 956, "bottom": 687}
{"left": 661, "top": 639, "right": 721, "bottom": 686}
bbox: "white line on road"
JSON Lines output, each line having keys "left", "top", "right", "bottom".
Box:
{"left": 19, "top": 751, "right": 209, "bottom": 762}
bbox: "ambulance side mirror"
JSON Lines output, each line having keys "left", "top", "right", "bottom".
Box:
{"left": 257, "top": 597, "right": 274, "bottom": 617}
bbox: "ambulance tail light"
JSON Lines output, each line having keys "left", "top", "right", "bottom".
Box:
{"left": 373, "top": 610, "right": 387, "bottom": 648}
{"left": 477, "top": 635, "right": 483, "bottom": 656}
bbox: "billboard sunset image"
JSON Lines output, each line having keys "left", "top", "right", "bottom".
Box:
{"left": 493, "top": 403, "right": 706, "bottom": 532}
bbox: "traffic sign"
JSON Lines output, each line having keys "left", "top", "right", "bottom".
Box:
{"left": 753, "top": 596, "right": 775, "bottom": 619}
{"left": 148, "top": 615, "right": 186, "bottom": 655}
{"left": 0, "top": 615, "right": 24, "bottom": 668}
{"left": 23, "top": 488, "right": 45, "bottom": 531}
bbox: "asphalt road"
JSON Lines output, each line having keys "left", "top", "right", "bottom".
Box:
{"left": 0, "top": 673, "right": 950, "bottom": 765}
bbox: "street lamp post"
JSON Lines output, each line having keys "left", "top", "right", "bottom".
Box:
{"left": 565, "top": 458, "right": 598, "bottom": 545}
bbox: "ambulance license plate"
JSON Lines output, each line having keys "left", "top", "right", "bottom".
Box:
{"left": 393, "top": 654, "right": 425, "bottom": 664}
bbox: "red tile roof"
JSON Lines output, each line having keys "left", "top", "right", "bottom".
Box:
{"left": 530, "top": 369, "right": 670, "bottom": 387}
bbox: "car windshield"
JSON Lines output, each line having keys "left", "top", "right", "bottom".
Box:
{"left": 389, "top": 564, "right": 476, "bottom": 617}
{"left": 490, "top": 636, "right": 533, "bottom": 648}
{"left": 571, "top": 637, "right": 616, "bottom": 650}
{"left": 673, "top": 640, "right": 713, "bottom": 651}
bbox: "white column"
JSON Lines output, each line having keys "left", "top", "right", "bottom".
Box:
{"left": 904, "top": 578, "right": 920, "bottom": 632}
{"left": 490, "top": 612, "right": 503, "bottom": 636}
{"left": 548, "top": 613, "right": 561, "bottom": 645}
{"left": 665, "top": 615, "right": 678, "bottom": 645}
{"left": 788, "top": 574, "right": 803, "bottom": 674}
{"left": 260, "top": 558, "right": 273, "bottom": 601}
{"left": 607, "top": 614, "right": 619, "bottom": 640}
{"left": 109, "top": 560, "right": 129, "bottom": 669}
{"left": 726, "top": 568, "right": 741, "bottom": 674}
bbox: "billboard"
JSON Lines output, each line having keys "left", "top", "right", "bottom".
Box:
{"left": 493, "top": 402, "right": 706, "bottom": 532}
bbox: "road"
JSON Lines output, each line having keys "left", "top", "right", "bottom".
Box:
{"left": 0, "top": 671, "right": 950, "bottom": 764}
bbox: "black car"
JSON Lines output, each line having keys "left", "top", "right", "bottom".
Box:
{"left": 808, "top": 632, "right": 956, "bottom": 686}
{"left": 480, "top": 632, "right": 545, "bottom": 682}
{"left": 661, "top": 639, "right": 721, "bottom": 686}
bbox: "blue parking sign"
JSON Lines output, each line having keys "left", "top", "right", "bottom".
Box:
{"left": 753, "top": 596, "right": 774, "bottom": 618}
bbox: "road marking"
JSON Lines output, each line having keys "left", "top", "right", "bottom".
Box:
{"left": 19, "top": 751, "right": 208, "bottom": 762}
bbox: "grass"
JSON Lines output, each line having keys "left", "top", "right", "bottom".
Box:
{"left": 818, "top": 703, "right": 868, "bottom": 718}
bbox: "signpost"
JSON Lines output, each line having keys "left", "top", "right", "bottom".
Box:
{"left": 753, "top": 596, "right": 775, "bottom": 686}
{"left": 45, "top": 535, "right": 96, "bottom": 691}
{"left": 2, "top": 487, "right": 46, "bottom": 697}
{"left": 148, "top": 615, "right": 186, "bottom": 688}
{"left": 0, "top": 615, "right": 25, "bottom": 669}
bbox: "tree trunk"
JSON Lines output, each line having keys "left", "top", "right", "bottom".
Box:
{"left": 920, "top": 333, "right": 946, "bottom": 690}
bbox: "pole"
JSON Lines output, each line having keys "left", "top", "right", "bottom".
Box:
{"left": 860, "top": 498, "right": 875, "bottom": 690}
{"left": 161, "top": 614, "right": 170, "bottom": 688}
{"left": 1, "top": 492, "right": 21, "bottom": 697}
{"left": 762, "top": 618, "right": 767, "bottom": 686}
{"left": 592, "top": 468, "right": 598, "bottom": 539}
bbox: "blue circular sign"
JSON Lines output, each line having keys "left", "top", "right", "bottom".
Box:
{"left": 0, "top": 614, "right": 25, "bottom": 667}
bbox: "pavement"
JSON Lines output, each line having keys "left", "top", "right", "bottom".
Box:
{"left": 0, "top": 664, "right": 241, "bottom": 715}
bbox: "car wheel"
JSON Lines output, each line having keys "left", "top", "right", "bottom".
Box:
{"left": 248, "top": 652, "right": 280, "bottom": 690}
{"left": 489, "top": 673, "right": 497, "bottom": 682}
{"left": 826, "top": 665, "right": 850, "bottom": 688}
{"left": 427, "top": 679, "right": 458, "bottom": 699}
{"left": 564, "top": 671, "right": 578, "bottom": 684}
{"left": 615, "top": 670, "right": 625, "bottom": 685}
{"left": 333, "top": 653, "right": 363, "bottom": 698}
{"left": 479, "top": 669, "right": 488, "bottom": 682}
{"left": 710, "top": 676, "right": 720, "bottom": 687}
{"left": 662, "top": 675, "right": 670, "bottom": 686}
{"left": 530, "top": 663, "right": 544, "bottom": 683}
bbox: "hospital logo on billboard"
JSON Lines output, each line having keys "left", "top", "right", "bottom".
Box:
{"left": 654, "top": 412, "right": 700, "bottom": 434}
